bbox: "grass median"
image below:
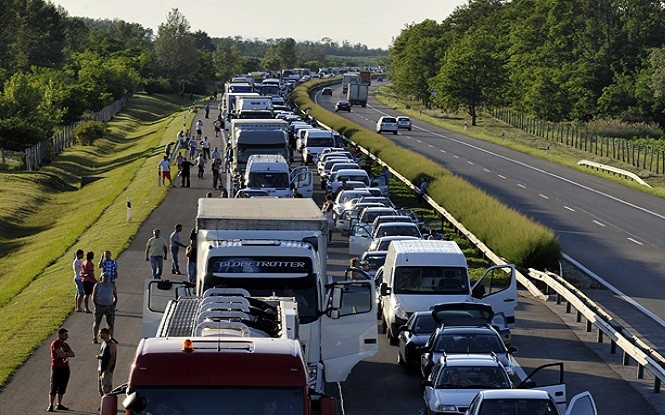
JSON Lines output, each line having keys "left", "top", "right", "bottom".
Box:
{"left": 0, "top": 93, "right": 190, "bottom": 386}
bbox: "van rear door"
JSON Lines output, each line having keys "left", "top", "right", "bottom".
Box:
{"left": 290, "top": 166, "right": 313, "bottom": 198}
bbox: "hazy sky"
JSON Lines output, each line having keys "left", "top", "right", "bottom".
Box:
{"left": 52, "top": 1, "right": 468, "bottom": 49}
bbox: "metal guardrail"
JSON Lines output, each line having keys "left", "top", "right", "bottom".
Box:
{"left": 578, "top": 159, "right": 652, "bottom": 188}
{"left": 313, "top": 112, "right": 665, "bottom": 395}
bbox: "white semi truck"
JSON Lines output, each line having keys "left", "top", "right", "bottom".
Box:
{"left": 142, "top": 198, "right": 378, "bottom": 393}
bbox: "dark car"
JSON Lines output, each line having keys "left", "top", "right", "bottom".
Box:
{"left": 397, "top": 311, "right": 437, "bottom": 372}
{"left": 335, "top": 100, "right": 351, "bottom": 112}
{"left": 419, "top": 325, "right": 518, "bottom": 382}
{"left": 322, "top": 87, "right": 333, "bottom": 96}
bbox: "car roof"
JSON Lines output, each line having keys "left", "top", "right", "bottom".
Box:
{"left": 397, "top": 116, "right": 410, "bottom": 119}
{"left": 435, "top": 325, "right": 497, "bottom": 335}
{"left": 477, "top": 389, "right": 550, "bottom": 400}
{"left": 435, "top": 354, "right": 504, "bottom": 367}
{"left": 361, "top": 250, "right": 388, "bottom": 259}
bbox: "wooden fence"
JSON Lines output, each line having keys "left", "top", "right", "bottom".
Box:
{"left": 492, "top": 108, "right": 665, "bottom": 175}
{"left": 1, "top": 96, "right": 128, "bottom": 171}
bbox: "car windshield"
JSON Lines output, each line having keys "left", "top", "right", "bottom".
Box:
{"left": 308, "top": 136, "right": 335, "bottom": 147}
{"left": 382, "top": 117, "right": 397, "bottom": 123}
{"left": 393, "top": 266, "right": 468, "bottom": 294}
{"left": 434, "top": 333, "right": 505, "bottom": 354}
{"left": 412, "top": 314, "right": 436, "bottom": 334}
{"left": 132, "top": 387, "right": 305, "bottom": 415}
{"left": 435, "top": 366, "right": 511, "bottom": 389}
{"left": 363, "top": 254, "right": 387, "bottom": 270}
{"left": 373, "top": 224, "right": 420, "bottom": 238}
{"left": 478, "top": 399, "right": 555, "bottom": 415}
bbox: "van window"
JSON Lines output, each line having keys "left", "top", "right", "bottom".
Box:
{"left": 308, "top": 136, "right": 335, "bottom": 147}
{"left": 393, "top": 266, "right": 468, "bottom": 294}
{"left": 248, "top": 172, "right": 289, "bottom": 188}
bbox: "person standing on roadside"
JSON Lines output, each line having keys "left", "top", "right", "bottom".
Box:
{"left": 201, "top": 136, "right": 211, "bottom": 160}
{"left": 196, "top": 152, "right": 206, "bottom": 179}
{"left": 96, "top": 328, "right": 117, "bottom": 397}
{"left": 73, "top": 249, "right": 84, "bottom": 312}
{"left": 92, "top": 272, "right": 117, "bottom": 343}
{"left": 195, "top": 119, "right": 203, "bottom": 138}
{"left": 159, "top": 156, "right": 174, "bottom": 187}
{"left": 145, "top": 229, "right": 168, "bottom": 278}
{"left": 170, "top": 224, "right": 187, "bottom": 275}
{"left": 185, "top": 239, "right": 197, "bottom": 283}
{"left": 80, "top": 251, "right": 96, "bottom": 313}
{"left": 179, "top": 157, "right": 193, "bottom": 187}
{"left": 98, "top": 250, "right": 118, "bottom": 285}
{"left": 48, "top": 328, "right": 75, "bottom": 412}
{"left": 211, "top": 146, "right": 221, "bottom": 161}
{"left": 211, "top": 158, "right": 222, "bottom": 190}
{"left": 188, "top": 136, "right": 198, "bottom": 159}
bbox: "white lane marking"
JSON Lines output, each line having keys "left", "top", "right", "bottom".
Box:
{"left": 467, "top": 161, "right": 474, "bottom": 165}
{"left": 627, "top": 237, "right": 643, "bottom": 245}
{"left": 428, "top": 144, "right": 434, "bottom": 148}
{"left": 564, "top": 253, "right": 665, "bottom": 330}
{"left": 483, "top": 168, "right": 491, "bottom": 172}
{"left": 539, "top": 194, "right": 549, "bottom": 199}
{"left": 453, "top": 155, "right": 460, "bottom": 159}
{"left": 517, "top": 184, "right": 526, "bottom": 189}
{"left": 440, "top": 150, "right": 446, "bottom": 153}
{"left": 337, "top": 382, "right": 346, "bottom": 415}
{"left": 498, "top": 175, "right": 506, "bottom": 179}
{"left": 593, "top": 220, "right": 606, "bottom": 227}
{"left": 416, "top": 139, "right": 422, "bottom": 143}
{"left": 564, "top": 206, "right": 575, "bottom": 212}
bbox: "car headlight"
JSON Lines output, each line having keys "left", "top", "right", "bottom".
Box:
{"left": 435, "top": 403, "right": 457, "bottom": 412}
{"left": 394, "top": 300, "right": 408, "bottom": 320}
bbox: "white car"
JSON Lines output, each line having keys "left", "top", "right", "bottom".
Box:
{"left": 396, "top": 116, "right": 412, "bottom": 131}
{"left": 376, "top": 116, "right": 398, "bottom": 135}
{"left": 466, "top": 389, "right": 597, "bottom": 415}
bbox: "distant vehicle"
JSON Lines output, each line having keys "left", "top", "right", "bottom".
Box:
{"left": 335, "top": 100, "right": 352, "bottom": 112}
{"left": 377, "top": 116, "right": 398, "bottom": 134}
{"left": 322, "top": 87, "right": 333, "bottom": 96}
{"left": 396, "top": 116, "right": 412, "bottom": 131}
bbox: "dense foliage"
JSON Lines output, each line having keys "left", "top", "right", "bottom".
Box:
{"left": 0, "top": 1, "right": 386, "bottom": 151}
{"left": 389, "top": 0, "right": 665, "bottom": 129}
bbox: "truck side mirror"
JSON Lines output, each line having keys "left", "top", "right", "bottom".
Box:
{"left": 330, "top": 286, "right": 343, "bottom": 310}
{"left": 380, "top": 283, "right": 391, "bottom": 296}
{"left": 471, "top": 284, "right": 486, "bottom": 299}
{"left": 123, "top": 392, "right": 147, "bottom": 413}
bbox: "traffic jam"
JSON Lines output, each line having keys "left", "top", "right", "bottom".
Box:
{"left": 103, "top": 69, "right": 598, "bottom": 415}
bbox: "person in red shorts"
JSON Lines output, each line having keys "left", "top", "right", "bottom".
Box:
{"left": 48, "top": 328, "right": 75, "bottom": 412}
{"left": 159, "top": 156, "right": 173, "bottom": 186}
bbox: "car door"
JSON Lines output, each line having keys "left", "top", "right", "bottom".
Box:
{"left": 321, "top": 279, "right": 378, "bottom": 382}
{"left": 370, "top": 175, "right": 389, "bottom": 196}
{"left": 565, "top": 392, "right": 598, "bottom": 415}
{"left": 349, "top": 224, "right": 373, "bottom": 256}
{"left": 142, "top": 278, "right": 193, "bottom": 338}
{"left": 470, "top": 264, "right": 517, "bottom": 327}
{"left": 517, "top": 362, "right": 567, "bottom": 413}
{"left": 290, "top": 166, "right": 313, "bottom": 198}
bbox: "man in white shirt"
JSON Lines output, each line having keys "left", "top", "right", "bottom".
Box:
{"left": 159, "top": 156, "right": 173, "bottom": 187}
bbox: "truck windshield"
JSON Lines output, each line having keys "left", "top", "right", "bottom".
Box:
{"left": 132, "top": 386, "right": 304, "bottom": 415}
{"left": 206, "top": 257, "right": 319, "bottom": 324}
{"left": 393, "top": 266, "right": 468, "bottom": 295}
{"left": 239, "top": 111, "right": 273, "bottom": 119}
{"left": 248, "top": 172, "right": 289, "bottom": 189}
{"left": 261, "top": 85, "right": 280, "bottom": 95}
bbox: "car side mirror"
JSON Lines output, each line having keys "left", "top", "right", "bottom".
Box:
{"left": 508, "top": 346, "right": 519, "bottom": 354}
{"left": 380, "top": 283, "right": 391, "bottom": 296}
{"left": 397, "top": 324, "right": 409, "bottom": 333}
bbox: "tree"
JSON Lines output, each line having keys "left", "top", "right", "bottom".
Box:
{"left": 214, "top": 44, "right": 243, "bottom": 82}
{"left": 430, "top": 30, "right": 506, "bottom": 126}
{"left": 153, "top": 8, "right": 197, "bottom": 92}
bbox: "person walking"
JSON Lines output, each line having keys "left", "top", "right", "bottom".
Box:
{"left": 201, "top": 136, "right": 211, "bottom": 160}
{"left": 418, "top": 178, "right": 428, "bottom": 204}
{"left": 96, "top": 328, "right": 117, "bottom": 397}
{"left": 321, "top": 195, "right": 334, "bottom": 244}
{"left": 80, "top": 251, "right": 97, "bottom": 313}
{"left": 179, "top": 157, "right": 193, "bottom": 187}
{"left": 48, "top": 328, "right": 75, "bottom": 412}
{"left": 185, "top": 239, "right": 197, "bottom": 283}
{"left": 204, "top": 103, "right": 210, "bottom": 118}
{"left": 92, "top": 272, "right": 117, "bottom": 343}
{"left": 195, "top": 119, "right": 203, "bottom": 138}
{"left": 98, "top": 250, "right": 118, "bottom": 285}
{"left": 169, "top": 224, "right": 187, "bottom": 275}
{"left": 73, "top": 249, "right": 84, "bottom": 312}
{"left": 211, "top": 158, "right": 222, "bottom": 190}
{"left": 145, "top": 228, "right": 168, "bottom": 278}
{"left": 188, "top": 136, "right": 198, "bottom": 159}
{"left": 196, "top": 152, "right": 206, "bottom": 179}
{"left": 211, "top": 146, "right": 221, "bottom": 161}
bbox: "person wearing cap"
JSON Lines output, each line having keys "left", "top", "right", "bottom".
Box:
{"left": 48, "top": 328, "right": 75, "bottom": 412}
{"left": 92, "top": 272, "right": 117, "bottom": 343}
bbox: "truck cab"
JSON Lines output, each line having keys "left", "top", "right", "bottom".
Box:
{"left": 244, "top": 154, "right": 312, "bottom": 198}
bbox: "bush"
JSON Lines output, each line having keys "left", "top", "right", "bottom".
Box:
{"left": 74, "top": 121, "right": 106, "bottom": 145}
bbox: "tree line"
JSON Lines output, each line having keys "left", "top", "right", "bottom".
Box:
{"left": 0, "top": 1, "right": 386, "bottom": 152}
{"left": 389, "top": 0, "right": 665, "bottom": 130}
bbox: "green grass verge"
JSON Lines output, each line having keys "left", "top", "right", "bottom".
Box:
{"left": 294, "top": 81, "right": 561, "bottom": 270}
{"left": 0, "top": 93, "right": 191, "bottom": 386}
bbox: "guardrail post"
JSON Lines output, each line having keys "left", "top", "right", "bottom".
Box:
{"left": 622, "top": 351, "right": 630, "bottom": 365}
{"left": 597, "top": 330, "right": 603, "bottom": 343}
{"left": 565, "top": 302, "right": 572, "bottom": 313}
{"left": 637, "top": 364, "right": 644, "bottom": 379}
{"left": 586, "top": 320, "right": 592, "bottom": 332}
{"left": 610, "top": 339, "right": 616, "bottom": 354}
{"left": 576, "top": 311, "right": 582, "bottom": 323}
{"left": 655, "top": 377, "right": 661, "bottom": 393}
{"left": 556, "top": 293, "right": 562, "bottom": 305}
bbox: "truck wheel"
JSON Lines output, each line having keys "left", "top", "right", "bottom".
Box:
{"left": 393, "top": 131, "right": 398, "bottom": 135}
{"left": 362, "top": 104, "right": 366, "bottom": 108}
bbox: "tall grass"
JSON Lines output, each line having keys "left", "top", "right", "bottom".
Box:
{"left": 0, "top": 93, "right": 188, "bottom": 385}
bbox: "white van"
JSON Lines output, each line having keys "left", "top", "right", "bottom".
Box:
{"left": 301, "top": 129, "right": 336, "bottom": 163}
{"left": 379, "top": 239, "right": 517, "bottom": 344}
{"left": 244, "top": 154, "right": 312, "bottom": 198}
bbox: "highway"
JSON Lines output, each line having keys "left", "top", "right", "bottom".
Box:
{"left": 0, "top": 97, "right": 661, "bottom": 415}
{"left": 315, "top": 82, "right": 665, "bottom": 353}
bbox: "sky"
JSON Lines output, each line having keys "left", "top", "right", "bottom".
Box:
{"left": 52, "top": 0, "right": 469, "bottom": 50}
